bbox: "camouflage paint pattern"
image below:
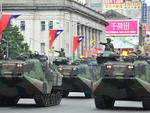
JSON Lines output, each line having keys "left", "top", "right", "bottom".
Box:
{"left": 93, "top": 52, "right": 150, "bottom": 109}
{"left": 0, "top": 56, "right": 63, "bottom": 106}
{"left": 54, "top": 57, "right": 101, "bottom": 98}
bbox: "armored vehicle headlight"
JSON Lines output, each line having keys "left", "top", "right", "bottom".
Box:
{"left": 16, "top": 64, "right": 23, "bottom": 68}
{"left": 106, "top": 65, "right": 112, "bottom": 69}
{"left": 58, "top": 67, "right": 63, "bottom": 71}
{"left": 128, "top": 65, "right": 134, "bottom": 69}
{"left": 72, "top": 67, "right": 78, "bottom": 71}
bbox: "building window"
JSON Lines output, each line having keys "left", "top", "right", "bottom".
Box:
{"left": 20, "top": 21, "right": 25, "bottom": 31}
{"left": 48, "top": 21, "right": 53, "bottom": 30}
{"left": 41, "top": 21, "right": 45, "bottom": 31}
{"left": 81, "top": 25, "right": 83, "bottom": 35}
{"left": 77, "top": 23, "right": 80, "bottom": 36}
{"left": 40, "top": 43, "right": 45, "bottom": 54}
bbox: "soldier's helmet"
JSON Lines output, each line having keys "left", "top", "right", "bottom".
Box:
{"left": 106, "top": 38, "right": 111, "bottom": 43}
{"left": 61, "top": 48, "right": 64, "bottom": 51}
{"left": 137, "top": 50, "right": 142, "bottom": 55}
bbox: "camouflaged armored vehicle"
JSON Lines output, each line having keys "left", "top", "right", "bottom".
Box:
{"left": 53, "top": 57, "right": 100, "bottom": 98}
{"left": 0, "top": 54, "right": 62, "bottom": 106}
{"left": 93, "top": 51, "right": 150, "bottom": 110}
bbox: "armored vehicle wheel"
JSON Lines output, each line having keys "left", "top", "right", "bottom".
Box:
{"left": 34, "top": 94, "right": 51, "bottom": 107}
{"left": 0, "top": 98, "right": 19, "bottom": 106}
{"left": 34, "top": 91, "right": 62, "bottom": 107}
{"left": 62, "top": 91, "right": 69, "bottom": 98}
{"left": 142, "top": 98, "right": 150, "bottom": 110}
{"left": 94, "top": 96, "right": 114, "bottom": 109}
{"left": 84, "top": 92, "right": 92, "bottom": 98}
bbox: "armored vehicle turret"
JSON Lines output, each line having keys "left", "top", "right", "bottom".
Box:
{"left": 93, "top": 54, "right": 150, "bottom": 110}
{"left": 54, "top": 57, "right": 100, "bottom": 98}
{"left": 0, "top": 54, "right": 63, "bottom": 107}
{"left": 96, "top": 51, "right": 120, "bottom": 64}
{"left": 53, "top": 57, "right": 69, "bottom": 66}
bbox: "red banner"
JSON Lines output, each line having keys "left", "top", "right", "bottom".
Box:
{"left": 142, "top": 24, "right": 147, "bottom": 37}
{"left": 106, "top": 20, "right": 139, "bottom": 35}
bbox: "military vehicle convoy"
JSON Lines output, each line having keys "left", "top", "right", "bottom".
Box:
{"left": 0, "top": 54, "right": 63, "bottom": 106}
{"left": 53, "top": 57, "right": 100, "bottom": 98}
{"left": 93, "top": 51, "right": 150, "bottom": 110}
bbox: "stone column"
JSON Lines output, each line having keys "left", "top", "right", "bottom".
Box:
{"left": 77, "top": 23, "right": 82, "bottom": 57}
{"left": 80, "top": 25, "right": 84, "bottom": 56}
{"left": 97, "top": 30, "right": 101, "bottom": 48}
{"left": 89, "top": 28, "right": 92, "bottom": 47}
{"left": 93, "top": 29, "right": 95, "bottom": 44}
{"left": 100, "top": 31, "right": 104, "bottom": 50}
{"left": 95, "top": 29, "right": 97, "bottom": 47}
{"left": 86, "top": 27, "right": 89, "bottom": 50}
{"left": 96, "top": 30, "right": 99, "bottom": 48}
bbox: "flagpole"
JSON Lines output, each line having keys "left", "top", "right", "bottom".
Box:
{"left": 73, "top": 53, "right": 75, "bottom": 61}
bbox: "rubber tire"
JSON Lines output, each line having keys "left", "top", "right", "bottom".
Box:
{"left": 62, "top": 91, "right": 69, "bottom": 98}
{"left": 94, "top": 96, "right": 115, "bottom": 109}
{"left": 84, "top": 92, "right": 93, "bottom": 98}
{"left": 142, "top": 98, "right": 150, "bottom": 110}
{"left": 0, "top": 98, "right": 19, "bottom": 106}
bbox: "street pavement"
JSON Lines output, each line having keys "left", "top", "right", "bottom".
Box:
{"left": 0, "top": 92, "right": 149, "bottom": 113}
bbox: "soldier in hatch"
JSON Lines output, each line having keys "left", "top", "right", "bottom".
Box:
{"left": 99, "top": 38, "right": 114, "bottom": 52}
{"left": 55, "top": 48, "right": 66, "bottom": 57}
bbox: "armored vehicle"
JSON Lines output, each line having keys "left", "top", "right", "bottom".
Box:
{"left": 93, "top": 51, "right": 150, "bottom": 110}
{"left": 54, "top": 57, "right": 100, "bottom": 98}
{"left": 0, "top": 54, "right": 62, "bottom": 106}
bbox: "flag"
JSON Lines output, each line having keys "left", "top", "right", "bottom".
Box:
{"left": 46, "top": 48, "right": 52, "bottom": 51}
{"left": 49, "top": 29, "right": 63, "bottom": 48}
{"left": 90, "top": 39, "right": 95, "bottom": 44}
{"left": 72, "top": 36, "right": 84, "bottom": 54}
{"left": 122, "top": 51, "right": 128, "bottom": 56}
{"left": 80, "top": 55, "right": 85, "bottom": 58}
{"left": 0, "top": 14, "right": 20, "bottom": 39}
{"left": 90, "top": 47, "right": 103, "bottom": 51}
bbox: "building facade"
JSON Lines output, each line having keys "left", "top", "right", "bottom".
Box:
{"left": 85, "top": 0, "right": 103, "bottom": 13}
{"left": 2, "top": 0, "right": 107, "bottom": 58}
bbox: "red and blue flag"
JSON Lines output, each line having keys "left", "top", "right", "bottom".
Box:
{"left": 72, "top": 36, "right": 84, "bottom": 54}
{"left": 90, "top": 47, "right": 103, "bottom": 51}
{"left": 49, "top": 29, "right": 63, "bottom": 48}
{"left": 0, "top": 14, "right": 20, "bottom": 39}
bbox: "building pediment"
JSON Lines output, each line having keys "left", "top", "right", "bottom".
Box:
{"left": 103, "top": 10, "right": 130, "bottom": 19}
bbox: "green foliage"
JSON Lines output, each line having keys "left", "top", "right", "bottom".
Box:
{"left": 2, "top": 24, "right": 31, "bottom": 59}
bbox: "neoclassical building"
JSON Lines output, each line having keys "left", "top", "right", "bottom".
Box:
{"left": 2, "top": 0, "right": 108, "bottom": 57}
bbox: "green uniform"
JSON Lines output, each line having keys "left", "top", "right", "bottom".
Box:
{"left": 55, "top": 50, "right": 65, "bottom": 57}
{"left": 100, "top": 42, "right": 114, "bottom": 52}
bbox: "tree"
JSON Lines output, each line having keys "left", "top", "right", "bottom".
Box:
{"left": 1, "top": 24, "right": 31, "bottom": 59}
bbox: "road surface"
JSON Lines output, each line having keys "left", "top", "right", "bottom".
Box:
{"left": 0, "top": 93, "right": 149, "bottom": 113}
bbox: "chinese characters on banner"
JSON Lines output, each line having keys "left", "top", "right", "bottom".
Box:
{"left": 104, "top": 0, "right": 141, "bottom": 9}
{"left": 106, "top": 20, "right": 139, "bottom": 35}
{"left": 142, "top": 24, "right": 146, "bottom": 37}
{"left": 104, "top": 0, "right": 124, "bottom": 4}
{"left": 142, "top": 3, "right": 147, "bottom": 23}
